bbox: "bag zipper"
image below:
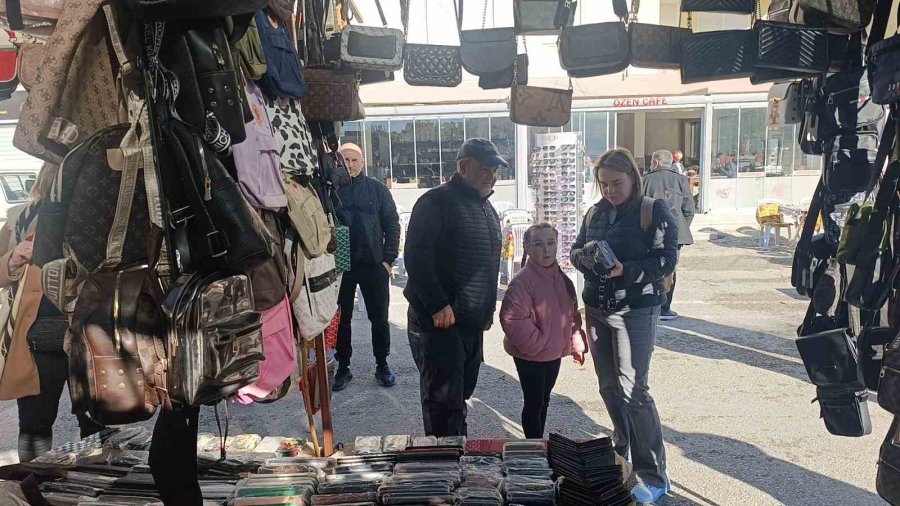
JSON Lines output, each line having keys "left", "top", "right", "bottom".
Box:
{"left": 195, "top": 136, "right": 212, "bottom": 201}
{"left": 212, "top": 43, "right": 226, "bottom": 70}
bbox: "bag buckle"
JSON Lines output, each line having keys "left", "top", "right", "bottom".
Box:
{"left": 170, "top": 206, "right": 192, "bottom": 227}
{"left": 207, "top": 231, "right": 229, "bottom": 258}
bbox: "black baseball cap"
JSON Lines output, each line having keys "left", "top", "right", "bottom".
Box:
{"left": 456, "top": 138, "right": 509, "bottom": 169}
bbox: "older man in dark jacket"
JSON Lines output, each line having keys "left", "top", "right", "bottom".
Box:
{"left": 334, "top": 143, "right": 401, "bottom": 391}
{"left": 404, "top": 138, "right": 503, "bottom": 437}
{"left": 642, "top": 149, "right": 695, "bottom": 320}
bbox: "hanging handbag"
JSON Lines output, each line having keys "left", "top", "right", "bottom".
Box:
{"left": 791, "top": 180, "right": 824, "bottom": 296}
{"left": 628, "top": 0, "right": 692, "bottom": 70}
{"left": 510, "top": 40, "right": 572, "bottom": 128}
{"left": 265, "top": 96, "right": 319, "bottom": 178}
{"left": 857, "top": 326, "right": 895, "bottom": 391}
{"left": 682, "top": 0, "right": 755, "bottom": 13}
{"left": 881, "top": 340, "right": 900, "bottom": 414}
{"left": 300, "top": 67, "right": 365, "bottom": 121}
{"left": 334, "top": 224, "right": 351, "bottom": 273}
{"left": 255, "top": 9, "right": 307, "bottom": 101}
{"left": 515, "top": 0, "right": 570, "bottom": 35}
{"left": 823, "top": 132, "right": 880, "bottom": 193}
{"left": 340, "top": 0, "right": 405, "bottom": 71}
{"left": 164, "top": 272, "right": 265, "bottom": 407}
{"left": 877, "top": 417, "right": 900, "bottom": 504}
{"left": 755, "top": 20, "right": 828, "bottom": 74}
{"left": 123, "top": 0, "right": 267, "bottom": 21}
{"left": 558, "top": 0, "right": 630, "bottom": 78}
{"left": 459, "top": 0, "right": 517, "bottom": 77}
{"left": 681, "top": 29, "right": 757, "bottom": 84}
{"left": 286, "top": 235, "right": 341, "bottom": 341}
{"left": 798, "top": 0, "right": 876, "bottom": 30}
{"left": 478, "top": 53, "right": 528, "bottom": 90}
{"left": 867, "top": 0, "right": 900, "bottom": 106}
{"left": 766, "top": 81, "right": 804, "bottom": 126}
{"left": 401, "top": 0, "right": 463, "bottom": 88}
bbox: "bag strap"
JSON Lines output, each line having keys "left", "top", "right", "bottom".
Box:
{"left": 798, "top": 179, "right": 825, "bottom": 250}
{"left": 4, "top": 0, "right": 22, "bottom": 30}
{"left": 403, "top": 0, "right": 462, "bottom": 40}
{"left": 374, "top": 0, "right": 389, "bottom": 26}
{"left": 868, "top": 0, "right": 896, "bottom": 50}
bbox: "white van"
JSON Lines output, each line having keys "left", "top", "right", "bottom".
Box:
{"left": 0, "top": 170, "right": 38, "bottom": 222}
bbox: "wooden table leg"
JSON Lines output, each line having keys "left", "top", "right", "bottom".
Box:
{"left": 314, "top": 332, "right": 334, "bottom": 457}
{"left": 299, "top": 341, "right": 321, "bottom": 457}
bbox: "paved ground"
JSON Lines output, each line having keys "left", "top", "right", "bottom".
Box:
{"left": 0, "top": 224, "right": 891, "bottom": 505}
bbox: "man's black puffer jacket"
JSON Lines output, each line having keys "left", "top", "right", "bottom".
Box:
{"left": 404, "top": 175, "right": 502, "bottom": 331}
{"left": 336, "top": 175, "right": 400, "bottom": 266}
{"left": 571, "top": 195, "right": 679, "bottom": 310}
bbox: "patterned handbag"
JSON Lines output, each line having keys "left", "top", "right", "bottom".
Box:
{"left": 509, "top": 46, "right": 572, "bottom": 127}
{"left": 755, "top": 20, "right": 828, "bottom": 73}
{"left": 333, "top": 224, "right": 351, "bottom": 273}
{"left": 627, "top": 0, "right": 692, "bottom": 70}
{"left": 265, "top": 97, "right": 319, "bottom": 178}
{"left": 340, "top": 0, "right": 405, "bottom": 71}
{"left": 299, "top": 68, "right": 365, "bottom": 122}
{"left": 401, "top": 0, "right": 462, "bottom": 87}
{"left": 682, "top": 0, "right": 755, "bottom": 13}
{"left": 681, "top": 29, "right": 758, "bottom": 84}
{"left": 799, "top": 0, "right": 876, "bottom": 29}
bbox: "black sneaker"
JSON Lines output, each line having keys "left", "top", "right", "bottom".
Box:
{"left": 659, "top": 309, "right": 679, "bottom": 321}
{"left": 375, "top": 363, "right": 396, "bottom": 388}
{"left": 332, "top": 365, "right": 353, "bottom": 392}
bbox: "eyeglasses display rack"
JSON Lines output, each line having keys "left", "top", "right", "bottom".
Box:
{"left": 531, "top": 132, "right": 584, "bottom": 281}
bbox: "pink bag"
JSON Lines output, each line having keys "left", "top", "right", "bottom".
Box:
{"left": 235, "top": 297, "right": 297, "bottom": 404}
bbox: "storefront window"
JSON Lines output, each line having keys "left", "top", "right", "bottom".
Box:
{"left": 490, "top": 115, "right": 515, "bottom": 181}
{"left": 415, "top": 119, "right": 441, "bottom": 188}
{"left": 711, "top": 108, "right": 739, "bottom": 179}
{"left": 765, "top": 124, "right": 795, "bottom": 177}
{"left": 365, "top": 120, "right": 391, "bottom": 184}
{"left": 465, "top": 117, "right": 489, "bottom": 141}
{"left": 739, "top": 108, "right": 766, "bottom": 174}
{"left": 584, "top": 112, "right": 609, "bottom": 161}
{"left": 440, "top": 118, "right": 464, "bottom": 183}
{"left": 390, "top": 120, "right": 415, "bottom": 184}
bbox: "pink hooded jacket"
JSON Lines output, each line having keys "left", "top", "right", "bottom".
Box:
{"left": 500, "top": 260, "right": 586, "bottom": 362}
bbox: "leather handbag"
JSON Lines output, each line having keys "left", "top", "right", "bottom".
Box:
{"left": 478, "top": 54, "right": 528, "bottom": 90}
{"left": 682, "top": 0, "right": 755, "bottom": 13}
{"left": 67, "top": 266, "right": 168, "bottom": 425}
{"left": 877, "top": 417, "right": 900, "bottom": 504}
{"left": 681, "top": 29, "right": 757, "bottom": 84}
{"left": 510, "top": 81, "right": 573, "bottom": 127}
{"left": 880, "top": 337, "right": 900, "bottom": 415}
{"left": 164, "top": 272, "right": 264, "bottom": 407}
{"left": 559, "top": 22, "right": 630, "bottom": 77}
{"left": 459, "top": 0, "right": 517, "bottom": 76}
{"left": 515, "top": 0, "right": 571, "bottom": 35}
{"left": 300, "top": 67, "right": 365, "bottom": 121}
{"left": 755, "top": 20, "right": 828, "bottom": 73}
{"left": 123, "top": 0, "right": 267, "bottom": 20}
{"left": 857, "top": 326, "right": 895, "bottom": 391}
{"left": 340, "top": 0, "right": 405, "bottom": 71}
{"left": 401, "top": 0, "right": 462, "bottom": 87}
{"left": 161, "top": 119, "right": 274, "bottom": 274}
{"left": 628, "top": 0, "right": 692, "bottom": 69}
{"left": 867, "top": 0, "right": 900, "bottom": 106}
{"left": 798, "top": 0, "right": 876, "bottom": 29}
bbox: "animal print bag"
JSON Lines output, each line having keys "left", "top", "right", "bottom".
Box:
{"left": 265, "top": 96, "right": 319, "bottom": 178}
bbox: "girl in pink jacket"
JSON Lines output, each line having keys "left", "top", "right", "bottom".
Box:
{"left": 500, "top": 223, "right": 588, "bottom": 439}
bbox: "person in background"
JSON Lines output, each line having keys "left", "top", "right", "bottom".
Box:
{"left": 404, "top": 138, "right": 503, "bottom": 437}
{"left": 643, "top": 150, "right": 695, "bottom": 321}
{"left": 672, "top": 150, "right": 685, "bottom": 175}
{"left": 571, "top": 148, "right": 677, "bottom": 504}
{"left": 0, "top": 164, "right": 104, "bottom": 462}
{"left": 333, "top": 142, "right": 401, "bottom": 391}
{"left": 500, "top": 223, "right": 587, "bottom": 439}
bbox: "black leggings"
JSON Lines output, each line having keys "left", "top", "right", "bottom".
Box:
{"left": 16, "top": 316, "right": 105, "bottom": 462}
{"left": 513, "top": 357, "right": 562, "bottom": 439}
{"left": 149, "top": 406, "right": 203, "bottom": 505}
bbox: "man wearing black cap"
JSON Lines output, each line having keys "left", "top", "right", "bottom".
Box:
{"left": 404, "top": 138, "right": 504, "bottom": 437}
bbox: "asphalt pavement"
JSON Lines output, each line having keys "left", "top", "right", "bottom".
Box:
{"left": 0, "top": 224, "right": 890, "bottom": 505}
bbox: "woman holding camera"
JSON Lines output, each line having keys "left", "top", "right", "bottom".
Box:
{"left": 570, "top": 148, "right": 678, "bottom": 504}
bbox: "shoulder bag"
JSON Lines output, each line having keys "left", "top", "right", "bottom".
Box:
{"left": 510, "top": 37, "right": 572, "bottom": 127}
{"left": 286, "top": 235, "right": 341, "bottom": 341}
{"left": 459, "top": 0, "right": 517, "bottom": 77}
{"left": 857, "top": 325, "right": 895, "bottom": 392}
{"left": 164, "top": 272, "right": 264, "bottom": 407}
{"left": 880, "top": 335, "right": 900, "bottom": 414}
{"left": 558, "top": 0, "right": 630, "bottom": 77}
{"left": 877, "top": 417, "right": 900, "bottom": 504}
{"left": 682, "top": 0, "right": 755, "bottom": 13}
{"left": 479, "top": 53, "right": 528, "bottom": 90}
{"left": 340, "top": 0, "right": 405, "bottom": 71}
{"left": 265, "top": 96, "right": 319, "bottom": 178}
{"left": 300, "top": 67, "right": 364, "bottom": 121}
{"left": 401, "top": 0, "right": 463, "bottom": 88}
{"left": 628, "top": 0, "right": 692, "bottom": 69}
{"left": 755, "top": 20, "right": 828, "bottom": 74}
{"left": 791, "top": 179, "right": 824, "bottom": 296}
{"left": 514, "top": 0, "right": 571, "bottom": 35}
{"left": 798, "top": 0, "right": 876, "bottom": 30}
{"left": 256, "top": 9, "right": 307, "bottom": 101}
{"left": 867, "top": 0, "right": 900, "bottom": 106}
{"left": 123, "top": 0, "right": 267, "bottom": 21}
{"left": 681, "top": 27, "right": 757, "bottom": 84}
{"left": 229, "top": 15, "right": 268, "bottom": 80}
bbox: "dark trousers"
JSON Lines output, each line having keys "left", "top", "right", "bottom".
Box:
{"left": 662, "top": 246, "right": 682, "bottom": 312}
{"left": 17, "top": 316, "right": 104, "bottom": 462}
{"left": 407, "top": 311, "right": 483, "bottom": 437}
{"left": 336, "top": 262, "right": 391, "bottom": 366}
{"left": 513, "top": 357, "right": 562, "bottom": 439}
{"left": 149, "top": 406, "right": 202, "bottom": 505}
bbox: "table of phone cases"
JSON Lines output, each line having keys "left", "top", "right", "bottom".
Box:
{"left": 531, "top": 132, "right": 584, "bottom": 276}
{"left": 18, "top": 427, "right": 635, "bottom": 505}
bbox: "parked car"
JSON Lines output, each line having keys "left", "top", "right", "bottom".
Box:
{"left": 0, "top": 170, "right": 39, "bottom": 221}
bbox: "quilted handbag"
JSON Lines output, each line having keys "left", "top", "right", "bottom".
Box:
{"left": 681, "top": 30, "right": 758, "bottom": 84}
{"left": 401, "top": 0, "right": 462, "bottom": 87}
{"left": 514, "top": 0, "right": 571, "bottom": 35}
{"left": 559, "top": 22, "right": 630, "bottom": 77}
{"left": 478, "top": 54, "right": 528, "bottom": 90}
{"left": 877, "top": 417, "right": 900, "bottom": 504}
{"left": 798, "top": 0, "right": 876, "bottom": 29}
{"left": 300, "top": 68, "right": 365, "bottom": 122}
{"left": 755, "top": 20, "right": 828, "bottom": 74}
{"left": 510, "top": 82, "right": 573, "bottom": 127}
{"left": 340, "top": 0, "right": 405, "bottom": 71}
{"left": 682, "top": 0, "right": 755, "bottom": 13}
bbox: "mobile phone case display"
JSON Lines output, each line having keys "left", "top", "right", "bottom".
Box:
{"left": 531, "top": 132, "right": 584, "bottom": 275}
